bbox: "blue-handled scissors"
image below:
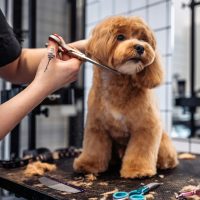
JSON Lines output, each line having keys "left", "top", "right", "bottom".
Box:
{"left": 113, "top": 182, "right": 162, "bottom": 200}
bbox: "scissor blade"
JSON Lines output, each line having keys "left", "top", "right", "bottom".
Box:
{"left": 83, "top": 56, "right": 120, "bottom": 74}
{"left": 145, "top": 182, "right": 162, "bottom": 191}
{"left": 66, "top": 48, "right": 120, "bottom": 74}
{"left": 60, "top": 43, "right": 120, "bottom": 74}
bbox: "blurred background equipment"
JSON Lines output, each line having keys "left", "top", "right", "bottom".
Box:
{"left": 172, "top": 0, "right": 200, "bottom": 141}
{"left": 0, "top": 0, "right": 85, "bottom": 161}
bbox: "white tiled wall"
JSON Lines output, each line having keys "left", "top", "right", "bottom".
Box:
{"left": 130, "top": 0, "right": 146, "bottom": 10}
{"left": 84, "top": 0, "right": 173, "bottom": 134}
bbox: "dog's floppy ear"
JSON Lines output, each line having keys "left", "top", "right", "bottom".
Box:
{"left": 85, "top": 16, "right": 123, "bottom": 64}
{"left": 136, "top": 53, "right": 164, "bottom": 88}
{"left": 86, "top": 25, "right": 112, "bottom": 64}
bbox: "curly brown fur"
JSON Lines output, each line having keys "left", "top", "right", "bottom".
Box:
{"left": 73, "top": 16, "right": 178, "bottom": 178}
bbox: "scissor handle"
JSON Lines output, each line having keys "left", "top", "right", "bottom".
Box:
{"left": 48, "top": 34, "right": 62, "bottom": 45}
{"left": 128, "top": 189, "right": 145, "bottom": 200}
{"left": 48, "top": 34, "right": 87, "bottom": 60}
{"left": 113, "top": 191, "right": 129, "bottom": 199}
{"left": 129, "top": 186, "right": 148, "bottom": 196}
{"left": 129, "top": 194, "right": 145, "bottom": 200}
{"left": 113, "top": 186, "right": 148, "bottom": 200}
{"left": 113, "top": 192, "right": 145, "bottom": 200}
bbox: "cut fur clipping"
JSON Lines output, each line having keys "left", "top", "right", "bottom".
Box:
{"left": 145, "top": 192, "right": 156, "bottom": 200}
{"left": 85, "top": 173, "right": 97, "bottom": 181}
{"left": 100, "top": 188, "right": 119, "bottom": 200}
{"left": 24, "top": 161, "right": 56, "bottom": 177}
{"left": 179, "top": 185, "right": 200, "bottom": 200}
{"left": 178, "top": 153, "right": 196, "bottom": 160}
{"left": 68, "top": 174, "right": 97, "bottom": 188}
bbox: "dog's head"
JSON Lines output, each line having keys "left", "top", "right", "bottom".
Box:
{"left": 87, "top": 16, "right": 163, "bottom": 88}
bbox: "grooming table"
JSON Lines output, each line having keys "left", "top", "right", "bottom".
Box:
{"left": 0, "top": 156, "right": 200, "bottom": 200}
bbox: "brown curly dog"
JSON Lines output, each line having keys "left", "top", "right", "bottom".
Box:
{"left": 73, "top": 16, "right": 178, "bottom": 178}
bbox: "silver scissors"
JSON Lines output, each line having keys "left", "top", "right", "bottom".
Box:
{"left": 113, "top": 182, "right": 162, "bottom": 200}
{"left": 48, "top": 34, "right": 120, "bottom": 75}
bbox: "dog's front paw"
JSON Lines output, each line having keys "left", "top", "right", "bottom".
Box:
{"left": 73, "top": 155, "right": 107, "bottom": 174}
{"left": 73, "top": 156, "right": 98, "bottom": 174}
{"left": 120, "top": 165, "right": 156, "bottom": 179}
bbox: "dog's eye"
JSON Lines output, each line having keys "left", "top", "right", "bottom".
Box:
{"left": 117, "top": 34, "right": 125, "bottom": 41}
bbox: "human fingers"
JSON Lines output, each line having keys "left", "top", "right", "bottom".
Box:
{"left": 47, "top": 39, "right": 59, "bottom": 58}
{"left": 54, "top": 35, "right": 71, "bottom": 60}
{"left": 69, "top": 39, "right": 88, "bottom": 52}
{"left": 69, "top": 74, "right": 79, "bottom": 83}
{"left": 61, "top": 52, "right": 71, "bottom": 61}
{"left": 62, "top": 58, "right": 82, "bottom": 74}
{"left": 67, "top": 73, "right": 79, "bottom": 84}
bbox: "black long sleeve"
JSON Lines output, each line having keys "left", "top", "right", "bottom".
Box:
{"left": 0, "top": 9, "right": 21, "bottom": 67}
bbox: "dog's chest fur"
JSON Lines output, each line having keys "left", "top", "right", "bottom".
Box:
{"left": 99, "top": 71, "right": 135, "bottom": 142}
{"left": 104, "top": 101, "right": 130, "bottom": 144}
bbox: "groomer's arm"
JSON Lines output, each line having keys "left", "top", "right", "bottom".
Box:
{"left": 0, "top": 48, "right": 45, "bottom": 84}
{"left": 0, "top": 42, "right": 81, "bottom": 140}
{"left": 0, "top": 40, "right": 87, "bottom": 84}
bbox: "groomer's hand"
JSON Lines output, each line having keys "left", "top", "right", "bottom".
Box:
{"left": 33, "top": 39, "right": 81, "bottom": 94}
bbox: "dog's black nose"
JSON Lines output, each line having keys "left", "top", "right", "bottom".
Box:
{"left": 134, "top": 44, "right": 144, "bottom": 55}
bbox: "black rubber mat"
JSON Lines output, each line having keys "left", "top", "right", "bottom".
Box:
{"left": 0, "top": 156, "right": 200, "bottom": 200}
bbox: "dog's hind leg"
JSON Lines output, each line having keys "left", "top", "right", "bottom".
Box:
{"left": 73, "top": 124, "right": 112, "bottom": 174}
{"left": 157, "top": 132, "right": 179, "bottom": 169}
